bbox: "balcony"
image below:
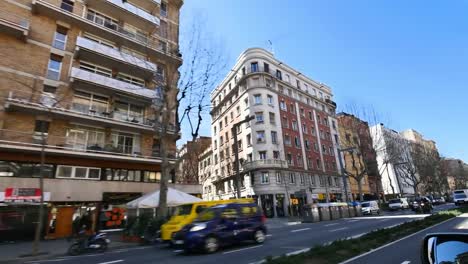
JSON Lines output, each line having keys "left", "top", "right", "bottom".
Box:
{"left": 32, "top": 0, "right": 180, "bottom": 61}
{"left": 325, "top": 98, "right": 337, "bottom": 108}
{"left": 75, "top": 36, "right": 158, "bottom": 77}
{"left": 70, "top": 67, "right": 158, "bottom": 99}
{"left": 243, "top": 159, "right": 288, "bottom": 171}
{"left": 0, "top": 10, "right": 29, "bottom": 40}
{"left": 0, "top": 129, "right": 168, "bottom": 164}
{"left": 86, "top": 0, "right": 160, "bottom": 29}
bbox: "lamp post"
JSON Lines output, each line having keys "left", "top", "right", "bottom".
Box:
{"left": 232, "top": 116, "right": 255, "bottom": 199}
{"left": 337, "top": 147, "right": 356, "bottom": 203}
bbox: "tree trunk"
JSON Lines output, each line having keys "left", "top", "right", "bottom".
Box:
{"left": 357, "top": 177, "right": 364, "bottom": 201}
{"left": 157, "top": 134, "right": 170, "bottom": 220}
{"left": 32, "top": 129, "right": 46, "bottom": 255}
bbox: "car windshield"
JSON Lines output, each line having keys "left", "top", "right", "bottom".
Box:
{"left": 361, "top": 203, "right": 370, "bottom": 207}
{"left": 389, "top": 199, "right": 401, "bottom": 204}
{"left": 455, "top": 194, "right": 467, "bottom": 199}
{"left": 194, "top": 208, "right": 218, "bottom": 222}
{"left": 174, "top": 204, "right": 193, "bottom": 216}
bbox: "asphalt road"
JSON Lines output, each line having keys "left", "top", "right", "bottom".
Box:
{"left": 22, "top": 206, "right": 453, "bottom": 264}
{"left": 344, "top": 209, "right": 468, "bottom": 264}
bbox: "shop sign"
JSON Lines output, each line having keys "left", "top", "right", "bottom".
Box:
{"left": 4, "top": 188, "right": 41, "bottom": 202}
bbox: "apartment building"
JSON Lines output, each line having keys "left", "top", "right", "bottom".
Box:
{"left": 0, "top": 0, "right": 200, "bottom": 240}
{"left": 176, "top": 136, "right": 211, "bottom": 185}
{"left": 198, "top": 146, "right": 214, "bottom": 200}
{"left": 370, "top": 124, "right": 415, "bottom": 196}
{"left": 336, "top": 113, "right": 377, "bottom": 201}
{"left": 206, "top": 48, "right": 343, "bottom": 218}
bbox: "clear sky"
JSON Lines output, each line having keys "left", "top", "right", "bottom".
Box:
{"left": 179, "top": 0, "right": 468, "bottom": 162}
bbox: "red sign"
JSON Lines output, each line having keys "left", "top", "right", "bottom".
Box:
{"left": 4, "top": 188, "right": 42, "bottom": 202}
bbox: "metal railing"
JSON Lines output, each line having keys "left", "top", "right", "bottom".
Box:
{"left": 5, "top": 91, "right": 177, "bottom": 133}
{"left": 243, "top": 159, "right": 288, "bottom": 170}
{"left": 0, "top": 10, "right": 30, "bottom": 29}
{"left": 0, "top": 128, "right": 175, "bottom": 160}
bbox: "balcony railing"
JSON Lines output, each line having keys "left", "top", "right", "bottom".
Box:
{"left": 0, "top": 10, "right": 30, "bottom": 39}
{"left": 76, "top": 36, "right": 158, "bottom": 72}
{"left": 0, "top": 129, "right": 171, "bottom": 161}
{"left": 243, "top": 159, "right": 288, "bottom": 171}
{"left": 105, "top": 0, "right": 160, "bottom": 25}
{"left": 5, "top": 91, "right": 180, "bottom": 133}
{"left": 0, "top": 10, "right": 30, "bottom": 29}
{"left": 70, "top": 68, "right": 157, "bottom": 99}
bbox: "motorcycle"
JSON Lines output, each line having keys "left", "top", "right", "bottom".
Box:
{"left": 68, "top": 232, "right": 110, "bottom": 255}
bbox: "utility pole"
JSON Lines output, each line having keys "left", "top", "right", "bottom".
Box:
{"left": 232, "top": 116, "right": 255, "bottom": 199}
{"left": 337, "top": 147, "right": 356, "bottom": 203}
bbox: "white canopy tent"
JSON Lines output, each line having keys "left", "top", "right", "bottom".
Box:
{"left": 126, "top": 187, "right": 202, "bottom": 209}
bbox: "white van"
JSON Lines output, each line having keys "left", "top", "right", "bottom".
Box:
{"left": 388, "top": 198, "right": 410, "bottom": 210}
{"left": 453, "top": 189, "right": 468, "bottom": 206}
{"left": 361, "top": 201, "right": 380, "bottom": 215}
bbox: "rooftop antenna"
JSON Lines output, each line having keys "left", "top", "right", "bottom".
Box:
{"left": 267, "top": 40, "right": 274, "bottom": 55}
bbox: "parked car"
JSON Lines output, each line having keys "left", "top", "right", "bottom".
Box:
{"left": 433, "top": 196, "right": 446, "bottom": 205}
{"left": 388, "top": 198, "right": 410, "bottom": 210}
{"left": 173, "top": 203, "right": 267, "bottom": 253}
{"left": 453, "top": 189, "right": 468, "bottom": 206}
{"left": 361, "top": 201, "right": 380, "bottom": 215}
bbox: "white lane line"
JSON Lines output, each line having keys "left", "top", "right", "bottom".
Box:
{"left": 347, "top": 220, "right": 359, "bottom": 223}
{"left": 324, "top": 223, "right": 339, "bottom": 227}
{"left": 97, "top": 260, "right": 124, "bottom": 264}
{"left": 329, "top": 227, "right": 348, "bottom": 232}
{"left": 285, "top": 248, "right": 310, "bottom": 256}
{"left": 173, "top": 250, "right": 184, "bottom": 253}
{"left": 222, "top": 245, "right": 263, "bottom": 254}
{"left": 291, "top": 228, "right": 311, "bottom": 233}
{"left": 379, "top": 219, "right": 389, "bottom": 222}
{"left": 401, "top": 261, "right": 411, "bottom": 264}
{"left": 346, "top": 233, "right": 366, "bottom": 240}
{"left": 266, "top": 234, "right": 273, "bottom": 237}
{"left": 338, "top": 217, "right": 456, "bottom": 264}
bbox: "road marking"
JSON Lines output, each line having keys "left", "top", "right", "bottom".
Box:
{"left": 401, "top": 261, "right": 411, "bottom": 264}
{"left": 379, "top": 219, "right": 389, "bottom": 222}
{"left": 291, "top": 228, "right": 311, "bottom": 233}
{"left": 329, "top": 227, "right": 348, "bottom": 232}
{"left": 347, "top": 220, "right": 359, "bottom": 223}
{"left": 266, "top": 234, "right": 273, "bottom": 237}
{"left": 285, "top": 248, "right": 310, "bottom": 256}
{"left": 97, "top": 260, "right": 124, "bottom": 264}
{"left": 222, "top": 245, "right": 263, "bottom": 254}
{"left": 324, "top": 223, "right": 339, "bottom": 227}
{"left": 113, "top": 249, "right": 129, "bottom": 253}
{"left": 346, "top": 233, "right": 366, "bottom": 240}
{"left": 173, "top": 250, "right": 184, "bottom": 253}
{"left": 338, "top": 217, "right": 456, "bottom": 264}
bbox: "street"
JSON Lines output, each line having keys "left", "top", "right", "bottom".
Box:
{"left": 20, "top": 205, "right": 457, "bottom": 264}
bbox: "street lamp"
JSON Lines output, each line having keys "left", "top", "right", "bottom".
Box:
{"left": 337, "top": 147, "right": 356, "bottom": 203}
{"left": 232, "top": 115, "right": 255, "bottom": 199}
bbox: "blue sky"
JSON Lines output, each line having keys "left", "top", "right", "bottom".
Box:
{"left": 179, "top": 0, "right": 468, "bottom": 161}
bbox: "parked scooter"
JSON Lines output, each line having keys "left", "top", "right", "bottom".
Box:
{"left": 68, "top": 230, "right": 110, "bottom": 256}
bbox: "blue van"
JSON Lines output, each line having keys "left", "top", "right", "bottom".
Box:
{"left": 172, "top": 203, "right": 267, "bottom": 253}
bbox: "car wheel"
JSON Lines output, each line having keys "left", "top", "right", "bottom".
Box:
{"left": 204, "top": 237, "right": 219, "bottom": 254}
{"left": 68, "top": 243, "right": 81, "bottom": 256}
{"left": 377, "top": 210, "right": 381, "bottom": 215}
{"left": 253, "top": 230, "right": 266, "bottom": 244}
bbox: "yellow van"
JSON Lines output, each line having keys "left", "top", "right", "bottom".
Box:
{"left": 160, "top": 198, "right": 254, "bottom": 242}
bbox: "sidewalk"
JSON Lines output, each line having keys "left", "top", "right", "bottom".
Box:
{"left": 0, "top": 232, "right": 139, "bottom": 264}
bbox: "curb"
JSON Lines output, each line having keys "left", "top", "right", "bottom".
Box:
{"left": 0, "top": 243, "right": 142, "bottom": 264}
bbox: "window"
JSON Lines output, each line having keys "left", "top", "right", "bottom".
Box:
{"left": 287, "top": 153, "right": 293, "bottom": 165}
{"left": 329, "top": 146, "right": 334, "bottom": 156}
{"left": 266, "top": 94, "right": 274, "bottom": 105}
{"left": 332, "top": 120, "right": 336, "bottom": 129}
{"left": 319, "top": 175, "right": 325, "bottom": 186}
{"left": 292, "top": 121, "right": 298, "bottom": 131}
{"left": 111, "top": 132, "right": 138, "bottom": 154}
{"left": 246, "top": 134, "right": 252, "bottom": 146}
{"left": 259, "top": 151, "right": 267, "bottom": 160}
{"left": 316, "top": 159, "right": 321, "bottom": 169}
{"left": 296, "top": 79, "right": 301, "bottom": 88}
{"left": 323, "top": 117, "right": 328, "bottom": 126}
{"left": 66, "top": 127, "right": 105, "bottom": 150}
{"left": 300, "top": 173, "right": 305, "bottom": 185}
{"left": 322, "top": 144, "right": 327, "bottom": 154}
{"left": 300, "top": 108, "right": 305, "bottom": 116}
{"left": 224, "top": 116, "right": 228, "bottom": 127}
{"left": 251, "top": 62, "right": 259, "bottom": 72}
{"left": 264, "top": 62, "right": 269, "bottom": 73}
{"left": 276, "top": 172, "right": 282, "bottom": 183}
{"left": 43, "top": 85, "right": 57, "bottom": 94}
{"left": 61, "top": 0, "right": 74, "bottom": 12}
{"left": 314, "top": 142, "right": 319, "bottom": 152}
{"left": 266, "top": 78, "right": 272, "bottom": 87}
{"left": 284, "top": 135, "right": 291, "bottom": 146}
{"left": 244, "top": 97, "right": 249, "bottom": 108}
{"left": 297, "top": 155, "right": 303, "bottom": 166}
{"left": 56, "top": 165, "right": 100, "bottom": 180}
{"left": 237, "top": 140, "right": 243, "bottom": 151}
{"left": 53, "top": 26, "right": 67, "bottom": 50}
{"left": 79, "top": 61, "right": 111, "bottom": 77}
{"left": 117, "top": 73, "right": 145, "bottom": 87}
{"left": 160, "top": 1, "right": 167, "bottom": 17}
{"left": 114, "top": 101, "right": 144, "bottom": 123}
{"left": 86, "top": 9, "right": 118, "bottom": 30}
{"left": 271, "top": 131, "right": 278, "bottom": 144}
{"left": 160, "top": 20, "right": 168, "bottom": 38}
{"left": 273, "top": 151, "right": 280, "bottom": 159}
{"left": 309, "top": 175, "right": 316, "bottom": 186}
{"left": 213, "top": 126, "right": 217, "bottom": 136}
{"left": 255, "top": 112, "right": 264, "bottom": 123}
{"left": 236, "top": 106, "right": 241, "bottom": 116}
{"left": 34, "top": 120, "right": 50, "bottom": 135}
{"left": 289, "top": 103, "right": 295, "bottom": 113}
{"left": 305, "top": 140, "right": 310, "bottom": 150}
{"left": 280, "top": 100, "right": 286, "bottom": 110}
{"left": 254, "top": 94, "right": 262, "bottom": 104}
{"left": 307, "top": 158, "right": 312, "bottom": 168}
{"left": 317, "top": 114, "right": 321, "bottom": 124}
{"left": 261, "top": 172, "right": 269, "bottom": 183}
{"left": 294, "top": 137, "right": 301, "bottom": 148}
{"left": 214, "top": 140, "right": 217, "bottom": 149}
{"left": 283, "top": 117, "right": 289, "bottom": 128}
{"left": 219, "top": 121, "right": 223, "bottom": 129}
{"left": 106, "top": 169, "right": 142, "bottom": 182}
{"left": 230, "top": 112, "right": 234, "bottom": 122}
{"left": 256, "top": 131, "right": 265, "bottom": 143}
{"left": 289, "top": 173, "right": 295, "bottom": 184}
{"left": 302, "top": 124, "right": 307, "bottom": 134}
{"left": 308, "top": 111, "right": 313, "bottom": 120}
{"left": 0, "top": 161, "right": 54, "bottom": 178}
{"left": 72, "top": 91, "right": 109, "bottom": 117}
{"left": 311, "top": 127, "right": 316, "bottom": 136}
{"left": 285, "top": 74, "right": 290, "bottom": 83}
{"left": 276, "top": 70, "right": 282, "bottom": 80}
{"left": 47, "top": 55, "right": 62, "bottom": 80}
{"left": 269, "top": 112, "right": 275, "bottom": 124}
{"left": 158, "top": 40, "right": 167, "bottom": 53}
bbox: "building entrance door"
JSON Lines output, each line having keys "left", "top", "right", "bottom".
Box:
{"left": 47, "top": 207, "right": 75, "bottom": 239}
